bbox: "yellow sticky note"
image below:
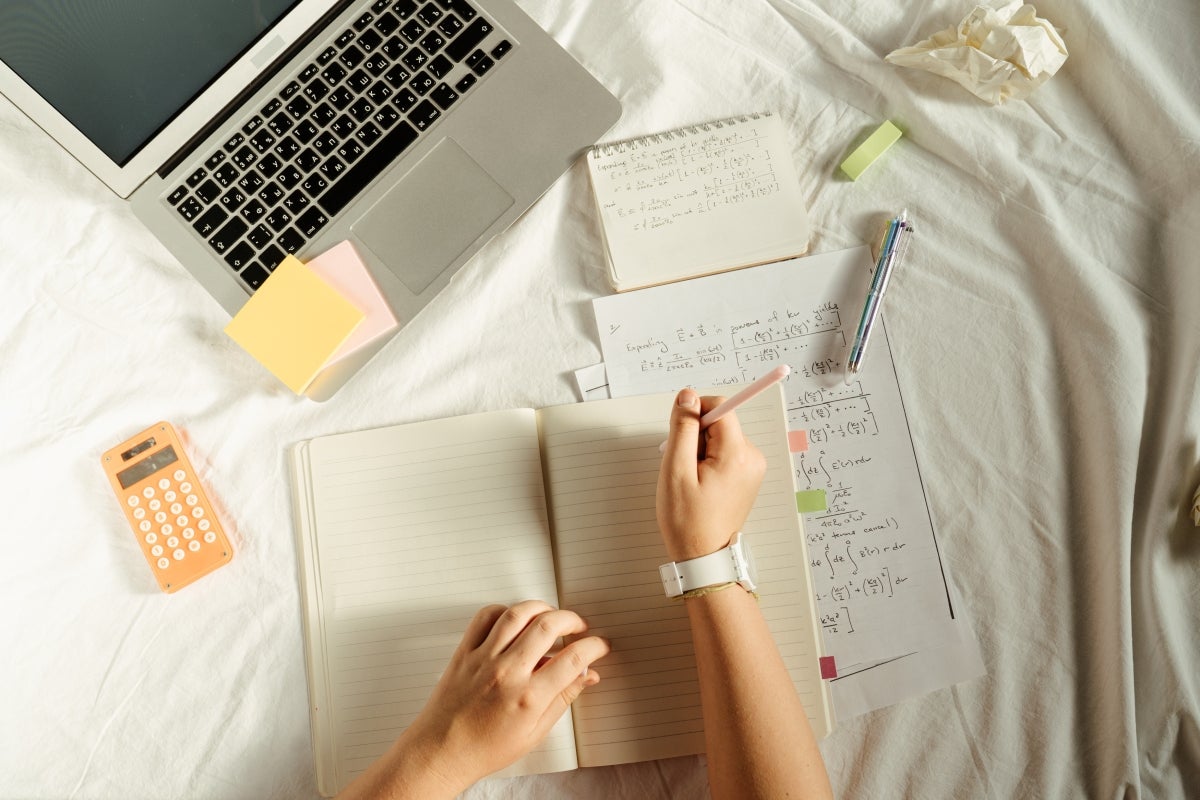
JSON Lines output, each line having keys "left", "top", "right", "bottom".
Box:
{"left": 224, "top": 256, "right": 364, "bottom": 394}
{"left": 839, "top": 120, "right": 903, "bottom": 180}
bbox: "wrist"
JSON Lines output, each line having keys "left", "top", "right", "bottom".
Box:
{"left": 390, "top": 722, "right": 478, "bottom": 798}
{"left": 662, "top": 530, "right": 736, "bottom": 562}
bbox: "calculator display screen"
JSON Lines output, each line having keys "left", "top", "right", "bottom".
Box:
{"left": 117, "top": 446, "right": 180, "bottom": 490}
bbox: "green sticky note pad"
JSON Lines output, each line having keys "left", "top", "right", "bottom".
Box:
{"left": 796, "top": 489, "right": 828, "bottom": 513}
{"left": 839, "top": 120, "right": 903, "bottom": 180}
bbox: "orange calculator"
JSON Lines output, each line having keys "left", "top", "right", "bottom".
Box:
{"left": 102, "top": 422, "right": 233, "bottom": 593}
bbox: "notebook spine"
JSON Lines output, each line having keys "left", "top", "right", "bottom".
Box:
{"left": 590, "top": 111, "right": 774, "bottom": 158}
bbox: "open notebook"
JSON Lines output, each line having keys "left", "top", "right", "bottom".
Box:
{"left": 290, "top": 388, "right": 831, "bottom": 795}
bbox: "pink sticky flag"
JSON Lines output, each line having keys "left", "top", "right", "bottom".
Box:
{"left": 788, "top": 430, "right": 809, "bottom": 453}
{"left": 819, "top": 656, "right": 837, "bottom": 679}
{"left": 305, "top": 241, "right": 399, "bottom": 365}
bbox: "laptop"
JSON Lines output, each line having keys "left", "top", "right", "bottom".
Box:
{"left": 0, "top": 0, "right": 620, "bottom": 399}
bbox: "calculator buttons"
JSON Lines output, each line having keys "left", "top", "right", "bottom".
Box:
{"left": 104, "top": 422, "right": 233, "bottom": 593}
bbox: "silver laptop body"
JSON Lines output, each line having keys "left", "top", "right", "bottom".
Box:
{"left": 0, "top": 0, "right": 620, "bottom": 399}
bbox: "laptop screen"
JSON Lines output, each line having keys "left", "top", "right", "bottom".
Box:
{"left": 0, "top": 0, "right": 302, "bottom": 166}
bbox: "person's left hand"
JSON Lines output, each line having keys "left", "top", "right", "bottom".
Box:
{"left": 396, "top": 600, "right": 610, "bottom": 793}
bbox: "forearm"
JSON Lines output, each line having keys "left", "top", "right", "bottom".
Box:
{"left": 686, "top": 587, "right": 832, "bottom": 800}
{"left": 335, "top": 724, "right": 467, "bottom": 800}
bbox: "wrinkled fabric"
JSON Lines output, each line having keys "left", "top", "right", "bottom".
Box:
{"left": 1, "top": 0, "right": 1198, "bottom": 797}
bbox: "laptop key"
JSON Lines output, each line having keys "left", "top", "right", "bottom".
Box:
{"left": 205, "top": 151, "right": 226, "bottom": 170}
{"left": 437, "top": 0, "right": 476, "bottom": 22}
{"left": 313, "top": 132, "right": 339, "bottom": 156}
{"left": 402, "top": 49, "right": 428, "bottom": 71}
{"left": 246, "top": 224, "right": 273, "bottom": 249}
{"left": 355, "top": 121, "right": 383, "bottom": 147}
{"left": 430, "top": 82, "right": 458, "bottom": 110}
{"left": 258, "top": 154, "right": 283, "bottom": 178}
{"left": 375, "top": 12, "right": 400, "bottom": 35}
{"left": 280, "top": 81, "right": 302, "bottom": 100}
{"left": 347, "top": 70, "right": 372, "bottom": 92}
{"left": 318, "top": 121, "right": 418, "bottom": 216}
{"left": 261, "top": 98, "right": 283, "bottom": 117}
{"left": 294, "top": 120, "right": 319, "bottom": 145}
{"left": 400, "top": 20, "right": 425, "bottom": 43}
{"left": 354, "top": 12, "right": 375, "bottom": 31}
{"left": 259, "top": 182, "right": 284, "bottom": 206}
{"left": 193, "top": 205, "right": 228, "bottom": 237}
{"left": 279, "top": 228, "right": 305, "bottom": 254}
{"left": 240, "top": 199, "right": 267, "bottom": 223}
{"left": 177, "top": 196, "right": 202, "bottom": 220}
{"left": 167, "top": 186, "right": 188, "bottom": 206}
{"left": 373, "top": 105, "right": 400, "bottom": 129}
{"left": 454, "top": 73, "right": 476, "bottom": 93}
{"left": 349, "top": 98, "right": 375, "bottom": 121}
{"left": 445, "top": 18, "right": 492, "bottom": 62}
{"left": 329, "top": 87, "right": 355, "bottom": 110}
{"left": 241, "top": 263, "right": 271, "bottom": 290}
{"left": 232, "top": 145, "right": 258, "bottom": 170}
{"left": 381, "top": 36, "right": 407, "bottom": 59}
{"left": 367, "top": 81, "right": 393, "bottom": 103}
{"left": 238, "top": 171, "right": 264, "bottom": 192}
{"left": 417, "top": 3, "right": 442, "bottom": 25}
{"left": 318, "top": 157, "right": 346, "bottom": 181}
{"left": 283, "top": 190, "right": 310, "bottom": 213}
{"left": 468, "top": 52, "right": 494, "bottom": 76}
{"left": 339, "top": 45, "right": 365, "bottom": 70}
{"left": 393, "top": 0, "right": 418, "bottom": 19}
{"left": 242, "top": 116, "right": 264, "bottom": 135}
{"left": 224, "top": 241, "right": 255, "bottom": 271}
{"left": 358, "top": 29, "right": 383, "bottom": 53}
{"left": 420, "top": 30, "right": 445, "bottom": 54}
{"left": 209, "top": 218, "right": 249, "bottom": 253}
{"left": 438, "top": 15, "right": 463, "bottom": 37}
{"left": 273, "top": 136, "right": 301, "bottom": 161}
{"left": 336, "top": 29, "right": 356, "bottom": 48}
{"left": 250, "top": 129, "right": 277, "bottom": 153}
{"left": 371, "top": 0, "right": 390, "bottom": 12}
{"left": 330, "top": 114, "right": 358, "bottom": 138}
{"left": 311, "top": 102, "right": 337, "bottom": 126}
{"left": 195, "top": 179, "right": 221, "bottom": 205}
{"left": 214, "top": 164, "right": 239, "bottom": 187}
{"left": 317, "top": 46, "right": 338, "bottom": 65}
{"left": 277, "top": 166, "right": 303, "bottom": 190}
{"left": 296, "top": 148, "right": 321, "bottom": 173}
{"left": 338, "top": 140, "right": 365, "bottom": 164}
{"left": 302, "top": 175, "right": 328, "bottom": 197}
{"left": 219, "top": 187, "right": 246, "bottom": 212}
{"left": 286, "top": 97, "right": 312, "bottom": 120}
{"left": 427, "top": 54, "right": 452, "bottom": 79}
{"left": 298, "top": 63, "right": 320, "bottom": 83}
{"left": 409, "top": 72, "right": 435, "bottom": 96}
{"left": 490, "top": 39, "right": 511, "bottom": 59}
{"left": 186, "top": 168, "right": 207, "bottom": 187}
{"left": 364, "top": 54, "right": 390, "bottom": 76}
{"left": 304, "top": 79, "right": 330, "bottom": 103}
{"left": 223, "top": 133, "right": 245, "bottom": 152}
{"left": 260, "top": 244, "right": 286, "bottom": 270}
{"left": 268, "top": 112, "right": 294, "bottom": 136}
{"left": 266, "top": 208, "right": 292, "bottom": 232}
{"left": 296, "top": 207, "right": 329, "bottom": 238}
{"left": 409, "top": 99, "right": 440, "bottom": 131}
{"left": 384, "top": 63, "right": 411, "bottom": 87}
{"left": 322, "top": 63, "right": 347, "bottom": 85}
{"left": 392, "top": 88, "right": 418, "bottom": 112}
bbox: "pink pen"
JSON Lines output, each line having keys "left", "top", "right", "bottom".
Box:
{"left": 658, "top": 365, "right": 791, "bottom": 453}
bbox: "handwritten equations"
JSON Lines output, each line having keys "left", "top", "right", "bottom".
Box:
{"left": 586, "top": 113, "right": 811, "bottom": 291}
{"left": 594, "top": 247, "right": 958, "bottom": 666}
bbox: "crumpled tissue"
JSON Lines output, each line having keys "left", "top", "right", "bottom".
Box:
{"left": 885, "top": 1, "right": 1068, "bottom": 104}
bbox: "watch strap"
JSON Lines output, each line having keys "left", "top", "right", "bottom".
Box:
{"left": 659, "top": 545, "right": 739, "bottom": 598}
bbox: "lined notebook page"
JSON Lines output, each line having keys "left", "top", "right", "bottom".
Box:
{"left": 293, "top": 409, "right": 577, "bottom": 794}
{"left": 537, "top": 389, "right": 831, "bottom": 769}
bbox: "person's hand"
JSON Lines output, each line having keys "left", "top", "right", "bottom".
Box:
{"left": 396, "top": 600, "right": 610, "bottom": 794}
{"left": 656, "top": 389, "right": 766, "bottom": 561}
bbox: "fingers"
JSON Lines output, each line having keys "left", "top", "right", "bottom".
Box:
{"left": 531, "top": 635, "right": 611, "bottom": 737}
{"left": 480, "top": 599, "right": 555, "bottom": 655}
{"left": 697, "top": 395, "right": 750, "bottom": 464}
{"left": 455, "top": 604, "right": 509, "bottom": 656}
{"left": 661, "top": 389, "right": 702, "bottom": 480}
{"left": 504, "top": 608, "right": 590, "bottom": 672}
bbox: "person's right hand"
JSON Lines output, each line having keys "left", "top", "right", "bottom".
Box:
{"left": 656, "top": 388, "right": 766, "bottom": 562}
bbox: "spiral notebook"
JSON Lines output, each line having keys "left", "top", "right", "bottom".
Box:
{"left": 586, "top": 112, "right": 811, "bottom": 291}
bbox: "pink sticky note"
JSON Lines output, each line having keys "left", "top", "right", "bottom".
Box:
{"left": 819, "top": 656, "right": 837, "bottom": 679}
{"left": 305, "top": 241, "right": 398, "bottom": 365}
{"left": 788, "top": 430, "right": 809, "bottom": 453}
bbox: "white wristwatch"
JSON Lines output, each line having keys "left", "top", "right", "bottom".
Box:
{"left": 658, "top": 532, "right": 757, "bottom": 598}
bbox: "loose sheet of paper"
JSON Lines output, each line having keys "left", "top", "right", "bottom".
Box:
{"left": 594, "top": 247, "right": 959, "bottom": 667}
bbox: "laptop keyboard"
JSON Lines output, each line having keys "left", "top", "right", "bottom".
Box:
{"left": 165, "top": 0, "right": 513, "bottom": 291}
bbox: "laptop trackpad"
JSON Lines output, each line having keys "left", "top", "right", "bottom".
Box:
{"left": 352, "top": 138, "right": 514, "bottom": 296}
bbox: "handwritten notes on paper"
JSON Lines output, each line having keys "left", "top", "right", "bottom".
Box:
{"left": 594, "top": 247, "right": 957, "bottom": 666}
{"left": 586, "top": 113, "right": 811, "bottom": 291}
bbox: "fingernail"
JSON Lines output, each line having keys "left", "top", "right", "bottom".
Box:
{"left": 678, "top": 389, "right": 698, "bottom": 408}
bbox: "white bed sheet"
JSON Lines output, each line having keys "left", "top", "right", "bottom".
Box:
{"left": 2, "top": 0, "right": 1199, "bottom": 797}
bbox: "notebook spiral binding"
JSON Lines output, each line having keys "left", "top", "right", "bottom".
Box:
{"left": 590, "top": 111, "right": 774, "bottom": 158}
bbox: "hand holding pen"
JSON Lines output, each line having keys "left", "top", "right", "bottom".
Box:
{"left": 846, "top": 210, "right": 914, "bottom": 379}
